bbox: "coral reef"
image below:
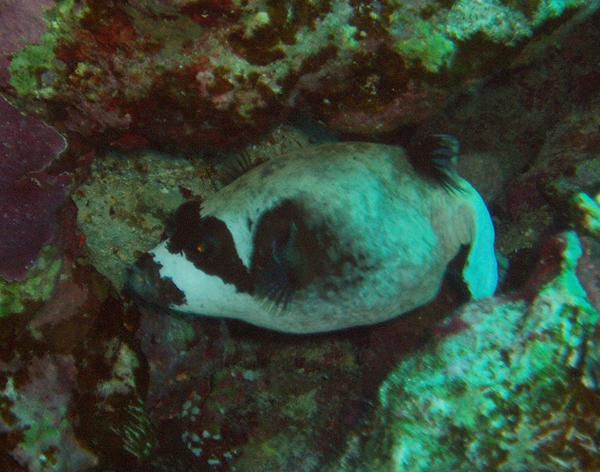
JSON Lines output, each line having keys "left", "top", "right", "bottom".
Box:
{"left": 342, "top": 232, "right": 600, "bottom": 471}
{"left": 0, "top": 354, "right": 98, "bottom": 471}
{"left": 0, "top": 2, "right": 599, "bottom": 471}
{"left": 2, "top": 0, "right": 591, "bottom": 150}
{"left": 0, "top": 96, "right": 68, "bottom": 282}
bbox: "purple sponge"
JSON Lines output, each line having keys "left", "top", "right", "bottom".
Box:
{"left": 0, "top": 96, "right": 69, "bottom": 281}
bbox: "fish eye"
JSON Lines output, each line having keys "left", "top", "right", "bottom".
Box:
{"left": 196, "top": 237, "right": 219, "bottom": 258}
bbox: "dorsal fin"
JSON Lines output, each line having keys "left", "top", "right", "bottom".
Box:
{"left": 407, "top": 134, "right": 462, "bottom": 191}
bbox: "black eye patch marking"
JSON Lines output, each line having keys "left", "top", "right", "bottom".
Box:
{"left": 163, "top": 200, "right": 201, "bottom": 240}
{"left": 166, "top": 201, "right": 252, "bottom": 294}
{"left": 250, "top": 200, "right": 372, "bottom": 310}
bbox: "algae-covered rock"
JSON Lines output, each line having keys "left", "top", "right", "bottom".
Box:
{"left": 344, "top": 232, "right": 600, "bottom": 471}
{"left": 0, "top": 246, "right": 62, "bottom": 317}
{"left": 73, "top": 150, "right": 215, "bottom": 289}
{"left": 572, "top": 192, "right": 600, "bottom": 240}
{"left": 3, "top": 0, "right": 594, "bottom": 149}
{"left": 0, "top": 354, "right": 98, "bottom": 471}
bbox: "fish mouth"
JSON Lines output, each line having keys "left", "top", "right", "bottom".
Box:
{"left": 124, "top": 253, "right": 187, "bottom": 309}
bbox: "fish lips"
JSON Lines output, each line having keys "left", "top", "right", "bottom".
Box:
{"left": 125, "top": 253, "right": 187, "bottom": 309}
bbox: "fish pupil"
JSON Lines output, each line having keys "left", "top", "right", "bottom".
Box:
{"left": 199, "top": 234, "right": 222, "bottom": 260}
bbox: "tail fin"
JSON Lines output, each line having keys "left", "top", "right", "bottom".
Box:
{"left": 462, "top": 186, "right": 498, "bottom": 299}
{"left": 410, "top": 133, "right": 498, "bottom": 299}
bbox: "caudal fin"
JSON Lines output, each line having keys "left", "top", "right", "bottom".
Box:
{"left": 461, "top": 187, "right": 498, "bottom": 299}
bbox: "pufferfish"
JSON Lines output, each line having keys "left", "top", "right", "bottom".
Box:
{"left": 127, "top": 135, "right": 497, "bottom": 334}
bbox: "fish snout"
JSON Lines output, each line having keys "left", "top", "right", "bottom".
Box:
{"left": 125, "top": 253, "right": 186, "bottom": 308}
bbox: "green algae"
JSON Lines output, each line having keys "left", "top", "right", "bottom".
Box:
{"left": 9, "top": 42, "right": 58, "bottom": 99}
{"left": 9, "top": 0, "right": 85, "bottom": 99}
{"left": 394, "top": 20, "right": 456, "bottom": 73}
{"left": 0, "top": 246, "right": 62, "bottom": 317}
{"left": 387, "top": 0, "right": 590, "bottom": 76}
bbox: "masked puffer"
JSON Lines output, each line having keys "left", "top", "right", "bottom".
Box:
{"left": 127, "top": 135, "right": 497, "bottom": 334}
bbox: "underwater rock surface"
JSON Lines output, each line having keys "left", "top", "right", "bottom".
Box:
{"left": 73, "top": 150, "right": 215, "bottom": 289}
{"left": 1, "top": 0, "right": 593, "bottom": 150}
{"left": 340, "top": 232, "right": 600, "bottom": 471}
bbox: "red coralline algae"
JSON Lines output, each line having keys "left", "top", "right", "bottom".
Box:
{"left": 0, "top": 96, "right": 69, "bottom": 281}
{"left": 28, "top": 266, "right": 89, "bottom": 335}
